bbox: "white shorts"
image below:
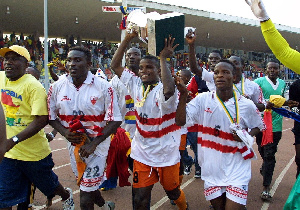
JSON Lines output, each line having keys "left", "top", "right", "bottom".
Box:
{"left": 204, "top": 182, "right": 248, "bottom": 206}
{"left": 69, "top": 145, "right": 107, "bottom": 192}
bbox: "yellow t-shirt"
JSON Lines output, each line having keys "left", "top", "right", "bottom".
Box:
{"left": 0, "top": 72, "right": 51, "bottom": 161}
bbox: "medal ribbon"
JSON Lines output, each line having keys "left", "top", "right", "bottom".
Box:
{"left": 216, "top": 91, "right": 239, "bottom": 124}
{"left": 233, "top": 77, "right": 245, "bottom": 95}
{"left": 135, "top": 83, "right": 158, "bottom": 107}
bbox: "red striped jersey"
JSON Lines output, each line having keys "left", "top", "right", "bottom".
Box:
{"left": 186, "top": 91, "right": 264, "bottom": 186}
{"left": 48, "top": 72, "right": 122, "bottom": 157}
{"left": 120, "top": 69, "right": 181, "bottom": 167}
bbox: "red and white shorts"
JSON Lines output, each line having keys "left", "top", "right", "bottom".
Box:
{"left": 204, "top": 182, "right": 248, "bottom": 205}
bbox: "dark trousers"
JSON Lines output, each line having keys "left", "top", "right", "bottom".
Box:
{"left": 182, "top": 132, "right": 201, "bottom": 171}
{"left": 256, "top": 131, "right": 282, "bottom": 187}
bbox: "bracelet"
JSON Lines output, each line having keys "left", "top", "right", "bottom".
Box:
{"left": 48, "top": 132, "right": 55, "bottom": 139}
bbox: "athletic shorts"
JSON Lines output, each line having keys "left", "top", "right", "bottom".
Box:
{"left": 0, "top": 154, "right": 59, "bottom": 208}
{"left": 204, "top": 182, "right": 248, "bottom": 206}
{"left": 132, "top": 160, "right": 180, "bottom": 191}
{"left": 179, "top": 134, "right": 187, "bottom": 151}
{"left": 69, "top": 147, "right": 106, "bottom": 192}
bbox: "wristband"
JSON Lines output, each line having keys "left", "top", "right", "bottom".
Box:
{"left": 48, "top": 132, "right": 55, "bottom": 139}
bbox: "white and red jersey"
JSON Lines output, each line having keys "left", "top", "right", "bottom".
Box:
{"left": 202, "top": 68, "right": 215, "bottom": 91}
{"left": 110, "top": 74, "right": 136, "bottom": 139}
{"left": 186, "top": 91, "right": 264, "bottom": 186}
{"left": 48, "top": 72, "right": 122, "bottom": 157}
{"left": 234, "top": 77, "right": 265, "bottom": 104}
{"left": 120, "top": 69, "right": 181, "bottom": 167}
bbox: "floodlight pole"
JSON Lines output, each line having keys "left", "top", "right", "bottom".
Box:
{"left": 121, "top": 0, "right": 127, "bottom": 66}
{"left": 44, "top": 0, "right": 49, "bottom": 91}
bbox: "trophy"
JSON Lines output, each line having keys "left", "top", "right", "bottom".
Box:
{"left": 127, "top": 10, "right": 185, "bottom": 56}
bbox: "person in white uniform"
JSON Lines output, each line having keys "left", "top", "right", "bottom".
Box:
{"left": 175, "top": 60, "right": 264, "bottom": 209}
{"left": 48, "top": 46, "right": 122, "bottom": 210}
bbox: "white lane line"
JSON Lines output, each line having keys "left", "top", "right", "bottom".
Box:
{"left": 52, "top": 147, "right": 67, "bottom": 152}
{"left": 33, "top": 189, "right": 80, "bottom": 209}
{"left": 261, "top": 156, "right": 295, "bottom": 210}
{"left": 150, "top": 177, "right": 195, "bottom": 210}
{"left": 53, "top": 163, "right": 71, "bottom": 170}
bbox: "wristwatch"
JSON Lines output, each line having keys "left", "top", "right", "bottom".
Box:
{"left": 12, "top": 136, "right": 19, "bottom": 143}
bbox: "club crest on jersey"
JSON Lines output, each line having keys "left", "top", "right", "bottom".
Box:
{"left": 90, "top": 96, "right": 98, "bottom": 105}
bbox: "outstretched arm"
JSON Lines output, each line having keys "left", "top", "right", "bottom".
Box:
{"left": 160, "top": 37, "right": 179, "bottom": 100}
{"left": 110, "top": 31, "right": 138, "bottom": 78}
{"left": 186, "top": 32, "right": 203, "bottom": 78}
{"left": 246, "top": 0, "right": 300, "bottom": 73}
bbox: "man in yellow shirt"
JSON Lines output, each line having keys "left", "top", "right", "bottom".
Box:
{"left": 0, "top": 45, "right": 75, "bottom": 209}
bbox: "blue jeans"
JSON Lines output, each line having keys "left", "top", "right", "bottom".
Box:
{"left": 182, "top": 132, "right": 201, "bottom": 171}
{"left": 0, "top": 154, "right": 59, "bottom": 208}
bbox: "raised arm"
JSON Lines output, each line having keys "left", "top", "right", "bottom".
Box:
{"left": 173, "top": 75, "right": 188, "bottom": 126}
{"left": 110, "top": 31, "right": 138, "bottom": 78}
{"left": 159, "top": 37, "right": 178, "bottom": 100}
{"left": 186, "top": 32, "right": 203, "bottom": 78}
{"left": 246, "top": 0, "right": 300, "bottom": 73}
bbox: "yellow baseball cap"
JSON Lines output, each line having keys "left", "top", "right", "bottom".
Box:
{"left": 0, "top": 45, "right": 31, "bottom": 62}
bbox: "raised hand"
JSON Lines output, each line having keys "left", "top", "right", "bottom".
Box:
{"left": 185, "top": 31, "right": 196, "bottom": 45}
{"left": 245, "top": 0, "right": 269, "bottom": 21}
{"left": 160, "top": 36, "right": 179, "bottom": 58}
{"left": 173, "top": 74, "right": 188, "bottom": 95}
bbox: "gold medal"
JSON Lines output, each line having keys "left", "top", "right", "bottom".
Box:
{"left": 135, "top": 101, "right": 145, "bottom": 107}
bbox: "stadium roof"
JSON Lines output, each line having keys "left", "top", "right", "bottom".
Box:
{"left": 1, "top": 0, "right": 300, "bottom": 53}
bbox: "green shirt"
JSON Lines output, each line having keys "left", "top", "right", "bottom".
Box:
{"left": 255, "top": 76, "right": 286, "bottom": 132}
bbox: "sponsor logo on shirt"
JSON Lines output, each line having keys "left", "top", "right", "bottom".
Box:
{"left": 204, "top": 107, "right": 213, "bottom": 113}
{"left": 61, "top": 96, "right": 71, "bottom": 101}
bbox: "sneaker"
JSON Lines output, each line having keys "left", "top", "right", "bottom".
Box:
{"left": 62, "top": 187, "right": 75, "bottom": 210}
{"left": 184, "top": 165, "right": 192, "bottom": 175}
{"left": 194, "top": 170, "right": 201, "bottom": 178}
{"left": 102, "top": 201, "right": 115, "bottom": 210}
{"left": 260, "top": 191, "right": 272, "bottom": 201}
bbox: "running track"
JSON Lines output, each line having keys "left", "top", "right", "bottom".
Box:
{"left": 18, "top": 118, "right": 297, "bottom": 210}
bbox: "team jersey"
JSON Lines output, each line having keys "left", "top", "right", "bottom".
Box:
{"left": 0, "top": 72, "right": 51, "bottom": 161}
{"left": 48, "top": 72, "right": 122, "bottom": 157}
{"left": 255, "top": 76, "right": 286, "bottom": 132}
{"left": 110, "top": 74, "right": 136, "bottom": 139}
{"left": 120, "top": 69, "right": 181, "bottom": 167}
{"left": 202, "top": 68, "right": 215, "bottom": 91}
{"left": 185, "top": 91, "right": 264, "bottom": 186}
{"left": 234, "top": 77, "right": 265, "bottom": 104}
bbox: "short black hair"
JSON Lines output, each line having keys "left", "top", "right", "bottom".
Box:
{"left": 268, "top": 59, "right": 280, "bottom": 65}
{"left": 69, "top": 46, "right": 92, "bottom": 62}
{"left": 142, "top": 55, "right": 160, "bottom": 68}
{"left": 217, "top": 59, "right": 237, "bottom": 74}
{"left": 210, "top": 50, "right": 223, "bottom": 59}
